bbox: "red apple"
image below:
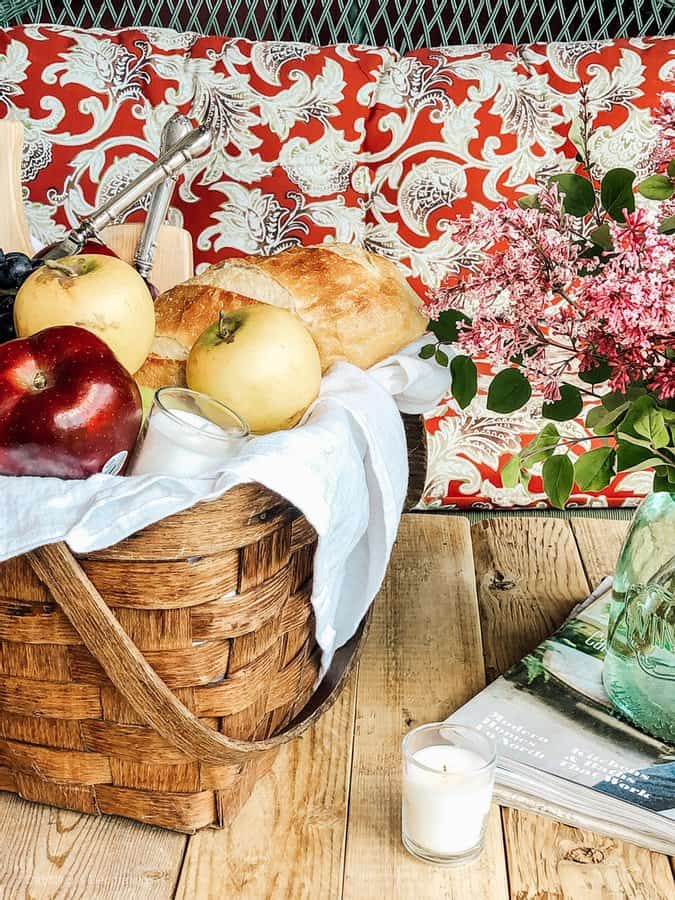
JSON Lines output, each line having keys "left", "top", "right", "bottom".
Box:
{"left": 0, "top": 325, "right": 142, "bottom": 478}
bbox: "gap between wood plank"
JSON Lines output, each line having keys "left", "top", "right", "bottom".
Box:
{"left": 337, "top": 663, "right": 360, "bottom": 900}
{"left": 341, "top": 515, "right": 510, "bottom": 899}
{"left": 172, "top": 672, "right": 359, "bottom": 899}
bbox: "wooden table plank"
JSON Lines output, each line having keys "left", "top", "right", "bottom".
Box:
{"left": 569, "top": 518, "right": 629, "bottom": 587}
{"left": 503, "top": 809, "right": 675, "bottom": 900}
{"left": 472, "top": 516, "right": 675, "bottom": 900}
{"left": 342, "top": 516, "right": 509, "bottom": 900}
{"left": 174, "top": 671, "right": 358, "bottom": 899}
{"left": 471, "top": 517, "right": 589, "bottom": 682}
{"left": 0, "top": 793, "right": 186, "bottom": 899}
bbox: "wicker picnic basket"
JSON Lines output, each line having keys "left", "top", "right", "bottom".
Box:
{"left": 0, "top": 483, "right": 367, "bottom": 832}
{"left": 0, "top": 121, "right": 368, "bottom": 833}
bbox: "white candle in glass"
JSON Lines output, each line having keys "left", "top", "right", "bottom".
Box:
{"left": 401, "top": 724, "right": 496, "bottom": 865}
{"left": 130, "top": 388, "right": 249, "bottom": 477}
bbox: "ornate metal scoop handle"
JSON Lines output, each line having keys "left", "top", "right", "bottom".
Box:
{"left": 41, "top": 124, "right": 212, "bottom": 261}
{"left": 134, "top": 113, "right": 193, "bottom": 278}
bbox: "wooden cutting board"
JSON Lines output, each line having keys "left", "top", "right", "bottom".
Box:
{"left": 0, "top": 120, "right": 194, "bottom": 292}
{"left": 0, "top": 120, "right": 33, "bottom": 257}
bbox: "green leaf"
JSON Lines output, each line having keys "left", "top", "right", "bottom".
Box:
{"left": 542, "top": 455, "right": 574, "bottom": 508}
{"left": 659, "top": 214, "right": 675, "bottom": 235}
{"left": 600, "top": 168, "right": 635, "bottom": 222}
{"left": 585, "top": 405, "right": 608, "bottom": 430}
{"left": 419, "top": 343, "right": 436, "bottom": 360}
{"left": 450, "top": 355, "right": 478, "bottom": 409}
{"left": 602, "top": 392, "right": 626, "bottom": 411}
{"left": 568, "top": 117, "right": 585, "bottom": 157}
{"left": 518, "top": 193, "right": 540, "bottom": 209}
{"left": 550, "top": 173, "right": 596, "bottom": 217}
{"left": 574, "top": 447, "right": 616, "bottom": 491}
{"left": 632, "top": 405, "right": 669, "bottom": 449}
{"left": 542, "top": 384, "right": 583, "bottom": 422}
{"left": 669, "top": 160, "right": 675, "bottom": 179}
{"left": 578, "top": 361, "right": 612, "bottom": 384}
{"left": 618, "top": 431, "right": 659, "bottom": 451}
{"left": 653, "top": 471, "right": 672, "bottom": 492}
{"left": 615, "top": 440, "right": 661, "bottom": 473}
{"left": 435, "top": 348, "right": 450, "bottom": 368}
{"left": 602, "top": 386, "right": 646, "bottom": 411}
{"left": 521, "top": 423, "right": 561, "bottom": 467}
{"left": 638, "top": 174, "right": 675, "bottom": 201}
{"left": 585, "top": 401, "right": 628, "bottom": 436}
{"left": 588, "top": 224, "right": 613, "bottom": 250}
{"left": 486, "top": 368, "right": 532, "bottom": 414}
{"left": 429, "top": 309, "right": 471, "bottom": 344}
{"left": 619, "top": 395, "right": 669, "bottom": 451}
{"left": 652, "top": 465, "right": 675, "bottom": 491}
{"left": 500, "top": 455, "right": 521, "bottom": 489}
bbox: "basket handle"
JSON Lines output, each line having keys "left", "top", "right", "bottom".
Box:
{"left": 26, "top": 541, "right": 369, "bottom": 765}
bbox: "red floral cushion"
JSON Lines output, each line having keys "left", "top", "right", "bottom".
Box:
{"left": 363, "top": 38, "right": 675, "bottom": 301}
{"left": 362, "top": 38, "right": 674, "bottom": 508}
{"left": 1, "top": 27, "right": 670, "bottom": 509}
{"left": 362, "top": 44, "right": 534, "bottom": 300}
{"left": 0, "top": 25, "right": 393, "bottom": 267}
{"left": 421, "top": 363, "right": 652, "bottom": 510}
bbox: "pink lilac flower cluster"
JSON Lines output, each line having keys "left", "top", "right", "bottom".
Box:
{"left": 432, "top": 186, "right": 675, "bottom": 401}
{"left": 650, "top": 92, "right": 675, "bottom": 172}
{"left": 579, "top": 208, "right": 675, "bottom": 399}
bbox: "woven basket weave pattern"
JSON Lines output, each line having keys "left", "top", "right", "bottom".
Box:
{"left": 0, "top": 484, "right": 320, "bottom": 832}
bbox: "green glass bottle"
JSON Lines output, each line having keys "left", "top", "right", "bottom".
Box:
{"left": 603, "top": 492, "right": 675, "bottom": 743}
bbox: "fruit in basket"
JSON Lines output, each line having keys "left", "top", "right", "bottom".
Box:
{"left": 13, "top": 254, "right": 155, "bottom": 374}
{"left": 0, "top": 325, "right": 142, "bottom": 478}
{"left": 0, "top": 249, "right": 44, "bottom": 345}
{"left": 186, "top": 306, "right": 321, "bottom": 433}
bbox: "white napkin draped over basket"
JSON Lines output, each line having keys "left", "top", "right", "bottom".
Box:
{"left": 0, "top": 338, "right": 447, "bottom": 673}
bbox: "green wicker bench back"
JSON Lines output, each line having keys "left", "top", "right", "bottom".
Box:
{"left": 3, "top": 1, "right": 675, "bottom": 49}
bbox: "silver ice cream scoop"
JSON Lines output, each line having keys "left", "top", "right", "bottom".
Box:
{"left": 39, "top": 124, "right": 212, "bottom": 262}
{"left": 133, "top": 113, "right": 193, "bottom": 280}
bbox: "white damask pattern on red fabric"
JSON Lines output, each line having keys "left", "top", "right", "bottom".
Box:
{"left": 361, "top": 38, "right": 674, "bottom": 508}
{"left": 0, "top": 25, "right": 393, "bottom": 264}
{"left": 1, "top": 27, "right": 671, "bottom": 508}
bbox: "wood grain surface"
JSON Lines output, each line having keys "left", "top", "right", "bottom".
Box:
{"left": 341, "top": 516, "right": 509, "bottom": 900}
{"left": 99, "top": 222, "right": 193, "bottom": 295}
{"left": 472, "top": 516, "right": 675, "bottom": 900}
{"left": 0, "top": 794, "right": 186, "bottom": 899}
{"left": 0, "top": 121, "right": 34, "bottom": 257}
{"left": 1, "top": 513, "right": 672, "bottom": 900}
{"left": 174, "top": 676, "right": 358, "bottom": 899}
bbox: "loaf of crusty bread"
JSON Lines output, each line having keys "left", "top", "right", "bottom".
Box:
{"left": 135, "top": 244, "right": 427, "bottom": 388}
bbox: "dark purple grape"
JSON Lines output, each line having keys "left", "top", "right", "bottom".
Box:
{"left": 0, "top": 249, "right": 42, "bottom": 343}
{"left": 0, "top": 252, "right": 33, "bottom": 290}
{"left": 0, "top": 295, "right": 16, "bottom": 344}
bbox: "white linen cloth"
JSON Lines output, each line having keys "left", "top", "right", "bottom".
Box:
{"left": 0, "top": 337, "right": 447, "bottom": 673}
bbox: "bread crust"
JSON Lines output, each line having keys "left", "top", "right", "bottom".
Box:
{"left": 136, "top": 244, "right": 427, "bottom": 386}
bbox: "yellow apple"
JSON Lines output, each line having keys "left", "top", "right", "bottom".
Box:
{"left": 186, "top": 305, "right": 322, "bottom": 434}
{"left": 14, "top": 254, "right": 155, "bottom": 374}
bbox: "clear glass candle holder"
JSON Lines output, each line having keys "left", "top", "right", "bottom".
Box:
{"left": 129, "top": 387, "right": 249, "bottom": 477}
{"left": 401, "top": 722, "right": 497, "bottom": 867}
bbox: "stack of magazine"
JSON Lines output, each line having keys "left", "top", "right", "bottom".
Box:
{"left": 450, "top": 580, "right": 675, "bottom": 854}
